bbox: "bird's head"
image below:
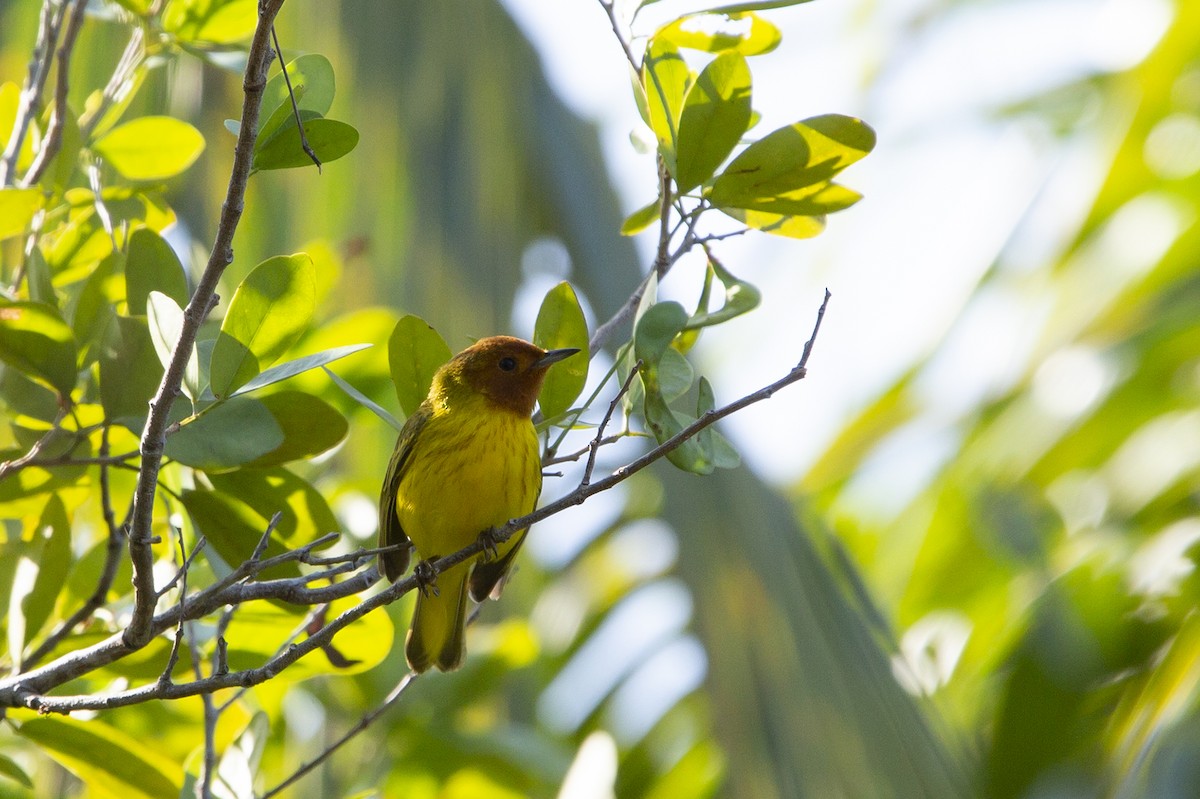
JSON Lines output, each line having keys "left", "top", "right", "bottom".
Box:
{"left": 433, "top": 336, "right": 580, "bottom": 416}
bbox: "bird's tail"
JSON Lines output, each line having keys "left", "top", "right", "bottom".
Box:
{"left": 405, "top": 564, "right": 470, "bottom": 673}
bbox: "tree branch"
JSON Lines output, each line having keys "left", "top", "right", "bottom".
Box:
{"left": 0, "top": 291, "right": 831, "bottom": 713}
{"left": 123, "top": 0, "right": 288, "bottom": 650}
{"left": 0, "top": 0, "right": 65, "bottom": 186}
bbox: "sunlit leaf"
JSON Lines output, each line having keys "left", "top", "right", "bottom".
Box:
{"left": 0, "top": 751, "right": 33, "bottom": 788}
{"left": 643, "top": 37, "right": 692, "bottom": 173}
{"left": 0, "top": 300, "right": 78, "bottom": 396}
{"left": 719, "top": 206, "right": 826, "bottom": 239}
{"left": 533, "top": 282, "right": 590, "bottom": 420}
{"left": 656, "top": 11, "right": 782, "bottom": 56}
{"left": 388, "top": 314, "right": 451, "bottom": 418}
{"left": 15, "top": 714, "right": 183, "bottom": 799}
{"left": 164, "top": 397, "right": 284, "bottom": 470}
{"left": 210, "top": 253, "right": 316, "bottom": 398}
{"left": 252, "top": 118, "right": 359, "bottom": 171}
{"left": 162, "top": 0, "right": 256, "bottom": 44}
{"left": 709, "top": 115, "right": 875, "bottom": 214}
{"left": 0, "top": 188, "right": 42, "bottom": 240}
{"left": 92, "top": 117, "right": 205, "bottom": 181}
{"left": 0, "top": 82, "right": 36, "bottom": 173}
{"left": 620, "top": 199, "right": 660, "bottom": 236}
{"left": 70, "top": 251, "right": 122, "bottom": 368}
{"left": 325, "top": 365, "right": 404, "bottom": 431}
{"left": 684, "top": 258, "right": 761, "bottom": 330}
{"left": 676, "top": 51, "right": 753, "bottom": 193}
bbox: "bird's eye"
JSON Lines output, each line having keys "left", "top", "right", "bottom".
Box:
{"left": 498, "top": 357, "right": 518, "bottom": 372}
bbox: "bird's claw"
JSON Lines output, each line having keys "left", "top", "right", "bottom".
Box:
{"left": 478, "top": 527, "right": 500, "bottom": 562}
{"left": 413, "top": 559, "right": 440, "bottom": 598}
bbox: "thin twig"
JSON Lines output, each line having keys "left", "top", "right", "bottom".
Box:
{"left": 270, "top": 25, "right": 321, "bottom": 170}
{"left": 598, "top": 0, "right": 641, "bottom": 71}
{"left": 19, "top": 0, "right": 88, "bottom": 188}
{"left": 582, "top": 360, "right": 641, "bottom": 487}
{"left": 260, "top": 672, "right": 416, "bottom": 799}
{"left": 158, "top": 524, "right": 191, "bottom": 686}
{"left": 188, "top": 619, "right": 218, "bottom": 799}
{"left": 0, "top": 0, "right": 65, "bottom": 186}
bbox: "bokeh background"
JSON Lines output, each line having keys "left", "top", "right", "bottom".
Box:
{"left": 2, "top": 0, "right": 1199, "bottom": 796}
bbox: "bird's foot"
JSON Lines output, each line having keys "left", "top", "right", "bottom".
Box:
{"left": 413, "top": 559, "right": 440, "bottom": 598}
{"left": 477, "top": 527, "right": 501, "bottom": 562}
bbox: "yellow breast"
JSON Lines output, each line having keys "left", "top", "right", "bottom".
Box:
{"left": 396, "top": 397, "right": 542, "bottom": 558}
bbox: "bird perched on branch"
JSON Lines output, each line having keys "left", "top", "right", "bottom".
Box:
{"left": 378, "top": 336, "right": 579, "bottom": 673}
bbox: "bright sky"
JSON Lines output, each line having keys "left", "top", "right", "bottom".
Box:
{"left": 502, "top": 0, "right": 1172, "bottom": 485}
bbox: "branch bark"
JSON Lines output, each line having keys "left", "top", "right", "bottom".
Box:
{"left": 123, "top": 0, "right": 288, "bottom": 649}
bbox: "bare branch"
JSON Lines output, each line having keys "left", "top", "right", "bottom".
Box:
{"left": 0, "top": 0, "right": 66, "bottom": 186}
{"left": 271, "top": 25, "right": 321, "bottom": 170}
{"left": 18, "top": 0, "right": 88, "bottom": 188}
{"left": 582, "top": 359, "right": 642, "bottom": 487}
{"left": 124, "top": 0, "right": 289, "bottom": 650}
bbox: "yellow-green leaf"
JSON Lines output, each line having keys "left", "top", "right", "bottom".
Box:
{"left": 0, "top": 188, "right": 42, "bottom": 240}
{"left": 656, "top": 11, "right": 782, "bottom": 56}
{"left": 92, "top": 116, "right": 205, "bottom": 181}
{"left": 643, "top": 38, "right": 692, "bottom": 174}
{"left": 388, "top": 314, "right": 451, "bottom": 418}
{"left": 533, "top": 282, "right": 590, "bottom": 421}
{"left": 676, "top": 51, "right": 753, "bottom": 193}
{"left": 16, "top": 715, "right": 183, "bottom": 799}
{"left": 0, "top": 300, "right": 77, "bottom": 396}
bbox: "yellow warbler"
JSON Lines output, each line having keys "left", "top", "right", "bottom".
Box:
{"left": 378, "top": 336, "right": 578, "bottom": 672}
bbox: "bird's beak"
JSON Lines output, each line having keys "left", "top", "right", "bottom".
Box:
{"left": 535, "top": 348, "right": 580, "bottom": 368}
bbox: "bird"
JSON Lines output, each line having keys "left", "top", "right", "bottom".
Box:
{"left": 378, "top": 335, "right": 579, "bottom": 673}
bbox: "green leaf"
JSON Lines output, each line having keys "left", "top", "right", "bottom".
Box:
{"left": 162, "top": 0, "right": 256, "bottom": 44}
{"left": 533, "top": 282, "right": 590, "bottom": 420}
{"left": 685, "top": 258, "right": 762, "bottom": 330}
{"left": 695, "top": 376, "right": 740, "bottom": 469}
{"left": 100, "top": 316, "right": 165, "bottom": 428}
{"left": 325, "top": 365, "right": 404, "bottom": 431}
{"left": 643, "top": 38, "right": 693, "bottom": 173}
{"left": 163, "top": 397, "right": 284, "bottom": 470}
{"left": 0, "top": 752, "right": 33, "bottom": 788}
{"left": 180, "top": 489, "right": 299, "bottom": 580}
{"left": 259, "top": 54, "right": 337, "bottom": 143}
{"left": 210, "top": 253, "right": 316, "bottom": 398}
{"left": 0, "top": 364, "right": 59, "bottom": 423}
{"left": 644, "top": 389, "right": 712, "bottom": 475}
{"left": 125, "top": 228, "right": 189, "bottom": 315}
{"left": 388, "top": 314, "right": 451, "bottom": 418}
{"left": 658, "top": 346, "right": 695, "bottom": 401}
{"left": 252, "top": 118, "right": 359, "bottom": 171}
{"left": 16, "top": 715, "right": 183, "bottom": 799}
{"left": 676, "top": 51, "right": 753, "bottom": 193}
{"left": 656, "top": 11, "right": 782, "bottom": 56}
{"left": 0, "top": 188, "right": 42, "bottom": 240}
{"left": 207, "top": 466, "right": 338, "bottom": 549}
{"left": 231, "top": 343, "right": 371, "bottom": 396}
{"left": 634, "top": 301, "right": 689, "bottom": 366}
{"left": 8, "top": 495, "right": 72, "bottom": 668}
{"left": 92, "top": 117, "right": 205, "bottom": 181}
{"left": 246, "top": 390, "right": 348, "bottom": 467}
{"left": 620, "top": 199, "right": 661, "bottom": 236}
{"left": 146, "top": 290, "right": 201, "bottom": 402}
{"left": 709, "top": 115, "right": 875, "bottom": 214}
{"left": 0, "top": 300, "right": 78, "bottom": 396}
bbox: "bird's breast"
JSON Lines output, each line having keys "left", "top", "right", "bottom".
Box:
{"left": 396, "top": 406, "right": 541, "bottom": 555}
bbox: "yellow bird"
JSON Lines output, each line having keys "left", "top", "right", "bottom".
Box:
{"left": 378, "top": 336, "right": 578, "bottom": 673}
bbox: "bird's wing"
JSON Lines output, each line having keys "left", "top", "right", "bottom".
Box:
{"left": 378, "top": 405, "right": 430, "bottom": 581}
